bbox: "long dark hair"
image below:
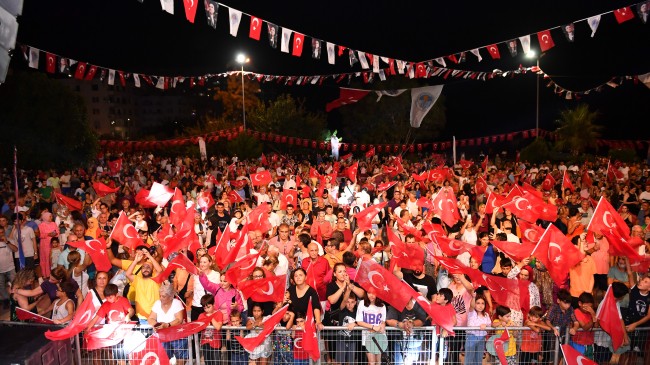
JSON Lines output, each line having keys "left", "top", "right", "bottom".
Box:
{"left": 362, "top": 291, "right": 384, "bottom": 307}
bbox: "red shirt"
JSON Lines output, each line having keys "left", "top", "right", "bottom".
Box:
{"left": 95, "top": 297, "right": 131, "bottom": 323}
{"left": 302, "top": 256, "right": 330, "bottom": 300}
{"left": 572, "top": 309, "right": 594, "bottom": 345}
{"left": 198, "top": 311, "right": 224, "bottom": 348}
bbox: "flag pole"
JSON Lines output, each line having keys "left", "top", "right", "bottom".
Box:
{"left": 452, "top": 136, "right": 457, "bottom": 166}
{"left": 13, "top": 146, "right": 25, "bottom": 269}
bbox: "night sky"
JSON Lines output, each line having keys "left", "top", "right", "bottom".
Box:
{"left": 11, "top": 0, "right": 650, "bottom": 140}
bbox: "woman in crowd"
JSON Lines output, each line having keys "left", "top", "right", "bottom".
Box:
{"left": 188, "top": 254, "right": 220, "bottom": 321}
{"left": 38, "top": 211, "right": 58, "bottom": 279}
{"left": 148, "top": 282, "right": 188, "bottom": 365}
{"left": 287, "top": 268, "right": 322, "bottom": 328}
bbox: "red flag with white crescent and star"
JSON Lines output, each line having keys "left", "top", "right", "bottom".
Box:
{"left": 475, "top": 175, "right": 488, "bottom": 194}
{"left": 304, "top": 297, "right": 321, "bottom": 361}
{"left": 107, "top": 158, "right": 122, "bottom": 175}
{"left": 280, "top": 189, "right": 298, "bottom": 210}
{"left": 491, "top": 239, "right": 536, "bottom": 263}
{"left": 109, "top": 211, "right": 143, "bottom": 250}
{"left": 74, "top": 62, "right": 87, "bottom": 80}
{"left": 518, "top": 220, "right": 545, "bottom": 243}
{"left": 249, "top": 16, "right": 262, "bottom": 40}
{"left": 344, "top": 162, "right": 359, "bottom": 183}
{"left": 386, "top": 228, "right": 424, "bottom": 271}
{"left": 227, "top": 190, "right": 244, "bottom": 205}
{"left": 376, "top": 181, "right": 397, "bottom": 192}
{"left": 493, "top": 329, "right": 510, "bottom": 365}
{"left": 365, "top": 147, "right": 376, "bottom": 158}
{"left": 45, "top": 53, "right": 56, "bottom": 73}
{"left": 239, "top": 275, "right": 287, "bottom": 303}
{"left": 16, "top": 307, "right": 55, "bottom": 324}
{"left": 65, "top": 237, "right": 112, "bottom": 272}
{"left": 561, "top": 344, "right": 598, "bottom": 365}
{"left": 156, "top": 316, "right": 214, "bottom": 342}
{"left": 250, "top": 170, "right": 272, "bottom": 186}
{"left": 586, "top": 196, "right": 630, "bottom": 240}
{"left": 84, "top": 65, "right": 97, "bottom": 80}
{"left": 92, "top": 181, "right": 120, "bottom": 197}
{"left": 562, "top": 171, "right": 575, "bottom": 193}
{"left": 45, "top": 294, "right": 98, "bottom": 340}
{"left": 353, "top": 201, "right": 387, "bottom": 231}
{"left": 614, "top": 7, "right": 635, "bottom": 23}
{"left": 54, "top": 192, "right": 83, "bottom": 212}
{"left": 537, "top": 30, "right": 555, "bottom": 52}
{"left": 168, "top": 188, "right": 186, "bottom": 227}
{"left": 541, "top": 173, "right": 556, "bottom": 191}
{"left": 292, "top": 32, "right": 305, "bottom": 57}
{"left": 128, "top": 334, "right": 170, "bottom": 365}
{"left": 183, "top": 0, "right": 199, "bottom": 23}
{"left": 355, "top": 259, "right": 413, "bottom": 311}
{"left": 236, "top": 305, "right": 289, "bottom": 352}
{"left": 325, "top": 88, "right": 370, "bottom": 112}
{"left": 151, "top": 253, "right": 199, "bottom": 284}
{"left": 225, "top": 251, "right": 261, "bottom": 285}
{"left": 431, "top": 187, "right": 461, "bottom": 227}
{"left": 486, "top": 44, "right": 500, "bottom": 59}
{"left": 596, "top": 286, "right": 625, "bottom": 351}
{"left": 531, "top": 224, "right": 584, "bottom": 285}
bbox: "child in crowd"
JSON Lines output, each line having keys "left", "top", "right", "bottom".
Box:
{"left": 521, "top": 306, "right": 553, "bottom": 365}
{"left": 274, "top": 308, "right": 295, "bottom": 365}
{"left": 49, "top": 238, "right": 62, "bottom": 271}
{"left": 356, "top": 289, "right": 387, "bottom": 365}
{"left": 225, "top": 310, "right": 248, "bottom": 365}
{"left": 292, "top": 313, "right": 309, "bottom": 365}
{"left": 198, "top": 294, "right": 224, "bottom": 365}
{"left": 571, "top": 292, "right": 596, "bottom": 357}
{"left": 465, "top": 295, "right": 491, "bottom": 365}
{"left": 435, "top": 288, "right": 457, "bottom": 338}
{"left": 245, "top": 303, "right": 273, "bottom": 365}
{"left": 493, "top": 305, "right": 517, "bottom": 365}
{"left": 49, "top": 281, "right": 75, "bottom": 324}
{"left": 86, "top": 284, "right": 133, "bottom": 328}
{"left": 544, "top": 289, "right": 579, "bottom": 342}
{"left": 337, "top": 294, "right": 359, "bottom": 365}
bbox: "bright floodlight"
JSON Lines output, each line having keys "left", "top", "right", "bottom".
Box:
{"left": 526, "top": 51, "right": 537, "bottom": 59}
{"left": 236, "top": 53, "right": 248, "bottom": 64}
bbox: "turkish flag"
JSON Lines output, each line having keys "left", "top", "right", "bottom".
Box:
{"left": 353, "top": 201, "right": 387, "bottom": 231}
{"left": 92, "top": 182, "right": 119, "bottom": 197}
{"left": 247, "top": 203, "right": 272, "bottom": 233}
{"left": 587, "top": 196, "right": 630, "bottom": 239}
{"left": 84, "top": 323, "right": 135, "bottom": 350}
{"left": 602, "top": 230, "right": 646, "bottom": 268}
{"left": 386, "top": 228, "right": 424, "bottom": 271}
{"left": 183, "top": 0, "right": 199, "bottom": 23}
{"left": 430, "top": 234, "right": 486, "bottom": 263}
{"left": 427, "top": 168, "right": 449, "bottom": 183}
{"left": 74, "top": 62, "right": 87, "bottom": 80}
{"left": 249, "top": 16, "right": 263, "bottom": 40}
{"left": 432, "top": 187, "right": 461, "bottom": 227}
{"left": 415, "top": 197, "right": 435, "bottom": 212}
{"left": 66, "top": 237, "right": 112, "bottom": 272}
{"left": 501, "top": 192, "right": 550, "bottom": 223}
{"left": 45, "top": 53, "right": 56, "bottom": 73}
{"left": 561, "top": 344, "right": 598, "bottom": 365}
{"left": 109, "top": 212, "right": 142, "bottom": 250}
{"left": 491, "top": 239, "right": 536, "bottom": 262}
{"left": 292, "top": 32, "right": 305, "bottom": 57}
{"left": 377, "top": 181, "right": 397, "bottom": 192}
{"left": 309, "top": 167, "right": 321, "bottom": 180}
{"left": 493, "top": 329, "right": 510, "bottom": 365}
{"left": 250, "top": 170, "right": 272, "bottom": 186}
{"left": 169, "top": 188, "right": 186, "bottom": 227}
{"left": 233, "top": 223, "right": 253, "bottom": 253}
{"left": 537, "top": 30, "right": 555, "bottom": 52}
{"left": 107, "top": 158, "right": 122, "bottom": 175}
{"left": 197, "top": 191, "right": 215, "bottom": 213}
{"left": 562, "top": 171, "right": 575, "bottom": 193}
{"left": 304, "top": 298, "right": 320, "bottom": 361}
{"left": 227, "top": 190, "right": 244, "bottom": 205}
{"left": 356, "top": 259, "right": 413, "bottom": 311}
{"left": 531, "top": 224, "right": 585, "bottom": 285}
{"left": 519, "top": 220, "right": 545, "bottom": 242}
{"left": 412, "top": 171, "right": 428, "bottom": 182}
{"left": 239, "top": 275, "right": 286, "bottom": 302}
{"left": 597, "top": 285, "right": 625, "bottom": 351}
{"left": 128, "top": 335, "right": 170, "bottom": 365}
{"left": 325, "top": 88, "right": 370, "bottom": 112}
{"left": 395, "top": 218, "right": 427, "bottom": 242}
{"left": 55, "top": 192, "right": 82, "bottom": 212}
{"left": 344, "top": 162, "right": 358, "bottom": 183}
{"left": 481, "top": 155, "right": 489, "bottom": 171}
{"left": 607, "top": 164, "right": 624, "bottom": 182}
{"left": 582, "top": 170, "right": 593, "bottom": 187}
{"left": 160, "top": 228, "right": 193, "bottom": 258}
{"left": 541, "top": 173, "right": 556, "bottom": 191}
{"left": 475, "top": 175, "right": 488, "bottom": 194}
{"left": 459, "top": 159, "right": 473, "bottom": 170}
{"left": 365, "top": 147, "right": 376, "bottom": 158}
{"left": 225, "top": 251, "right": 260, "bottom": 285}
{"left": 151, "top": 254, "right": 199, "bottom": 284}
{"left": 157, "top": 317, "right": 212, "bottom": 342}
{"left": 341, "top": 153, "right": 353, "bottom": 161}
{"left": 45, "top": 294, "right": 98, "bottom": 340}
{"left": 135, "top": 189, "right": 154, "bottom": 208}
{"left": 208, "top": 226, "right": 232, "bottom": 267}
{"left": 614, "top": 7, "right": 635, "bottom": 23}
{"left": 280, "top": 189, "right": 298, "bottom": 210}
{"left": 85, "top": 65, "right": 97, "bottom": 80}
{"left": 236, "top": 305, "right": 289, "bottom": 352}
{"left": 16, "top": 307, "right": 54, "bottom": 324}
{"left": 486, "top": 44, "right": 500, "bottom": 59}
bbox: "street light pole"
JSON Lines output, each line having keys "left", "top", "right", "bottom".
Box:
{"left": 535, "top": 58, "right": 539, "bottom": 139}
{"left": 236, "top": 53, "right": 249, "bottom": 131}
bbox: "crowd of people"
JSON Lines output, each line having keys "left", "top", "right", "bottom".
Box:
{"left": 1, "top": 151, "right": 650, "bottom": 365}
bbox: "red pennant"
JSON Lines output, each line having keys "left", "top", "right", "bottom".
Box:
{"left": 614, "top": 7, "right": 635, "bottom": 23}
{"left": 325, "top": 88, "right": 370, "bottom": 112}
{"left": 109, "top": 212, "right": 143, "bottom": 250}
{"left": 292, "top": 32, "right": 305, "bottom": 57}
{"left": 249, "top": 16, "right": 263, "bottom": 40}
{"left": 74, "top": 62, "right": 87, "bottom": 80}
{"left": 183, "top": 0, "right": 199, "bottom": 23}
{"left": 238, "top": 275, "right": 286, "bottom": 302}
{"left": 537, "top": 30, "right": 555, "bottom": 52}
{"left": 487, "top": 44, "right": 500, "bottom": 59}
{"left": 596, "top": 286, "right": 625, "bottom": 351}
{"left": 45, "top": 53, "right": 56, "bottom": 73}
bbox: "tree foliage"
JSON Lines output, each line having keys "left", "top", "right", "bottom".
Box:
{"left": 247, "top": 94, "right": 327, "bottom": 140}
{"left": 554, "top": 104, "right": 602, "bottom": 156}
{"left": 227, "top": 133, "right": 263, "bottom": 160}
{"left": 212, "top": 75, "right": 261, "bottom": 125}
{"left": 337, "top": 80, "right": 446, "bottom": 144}
{"left": 0, "top": 71, "right": 98, "bottom": 169}
{"left": 520, "top": 138, "right": 551, "bottom": 163}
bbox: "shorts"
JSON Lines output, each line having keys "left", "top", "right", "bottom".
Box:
{"left": 163, "top": 338, "right": 189, "bottom": 359}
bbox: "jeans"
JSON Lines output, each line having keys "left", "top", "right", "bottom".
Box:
{"left": 230, "top": 352, "right": 248, "bottom": 365}
{"left": 0, "top": 270, "right": 16, "bottom": 301}
{"left": 394, "top": 338, "right": 422, "bottom": 365}
{"left": 464, "top": 334, "right": 486, "bottom": 365}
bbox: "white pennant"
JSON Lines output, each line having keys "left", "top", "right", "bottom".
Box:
{"left": 28, "top": 47, "right": 39, "bottom": 69}
{"left": 108, "top": 69, "right": 115, "bottom": 85}
{"left": 373, "top": 55, "right": 380, "bottom": 73}
{"left": 410, "top": 85, "right": 444, "bottom": 128}
{"left": 155, "top": 77, "right": 165, "bottom": 89}
{"left": 396, "top": 60, "right": 406, "bottom": 74}
{"left": 378, "top": 69, "right": 386, "bottom": 81}
{"left": 133, "top": 74, "right": 141, "bottom": 88}
{"left": 470, "top": 48, "right": 482, "bottom": 62}
{"left": 228, "top": 8, "right": 242, "bottom": 36}
{"left": 280, "top": 28, "right": 292, "bottom": 53}
{"left": 160, "top": 0, "right": 174, "bottom": 14}
{"left": 588, "top": 15, "right": 601, "bottom": 37}
{"left": 518, "top": 35, "right": 531, "bottom": 55}
{"left": 434, "top": 57, "right": 446, "bottom": 67}
{"left": 357, "top": 51, "right": 369, "bottom": 69}
{"left": 326, "top": 42, "right": 335, "bottom": 65}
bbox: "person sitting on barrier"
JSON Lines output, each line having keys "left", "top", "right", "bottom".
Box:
{"left": 198, "top": 294, "right": 224, "bottom": 365}
{"left": 386, "top": 296, "right": 428, "bottom": 365}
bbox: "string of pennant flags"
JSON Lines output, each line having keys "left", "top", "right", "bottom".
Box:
{"left": 98, "top": 125, "right": 650, "bottom": 153}
{"left": 147, "top": 0, "right": 648, "bottom": 71}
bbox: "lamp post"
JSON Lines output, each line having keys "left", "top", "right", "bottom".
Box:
{"left": 527, "top": 51, "right": 539, "bottom": 139}
{"left": 236, "top": 53, "right": 250, "bottom": 130}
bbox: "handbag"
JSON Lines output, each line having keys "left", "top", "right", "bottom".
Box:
{"left": 372, "top": 335, "right": 392, "bottom": 365}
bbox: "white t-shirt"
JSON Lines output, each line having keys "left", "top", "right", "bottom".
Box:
{"left": 151, "top": 298, "right": 185, "bottom": 323}
{"left": 192, "top": 270, "right": 220, "bottom": 306}
{"left": 9, "top": 226, "right": 35, "bottom": 258}
{"left": 356, "top": 300, "right": 386, "bottom": 344}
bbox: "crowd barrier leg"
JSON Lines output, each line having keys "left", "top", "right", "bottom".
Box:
{"left": 437, "top": 334, "right": 444, "bottom": 365}
{"left": 192, "top": 333, "right": 201, "bottom": 365}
